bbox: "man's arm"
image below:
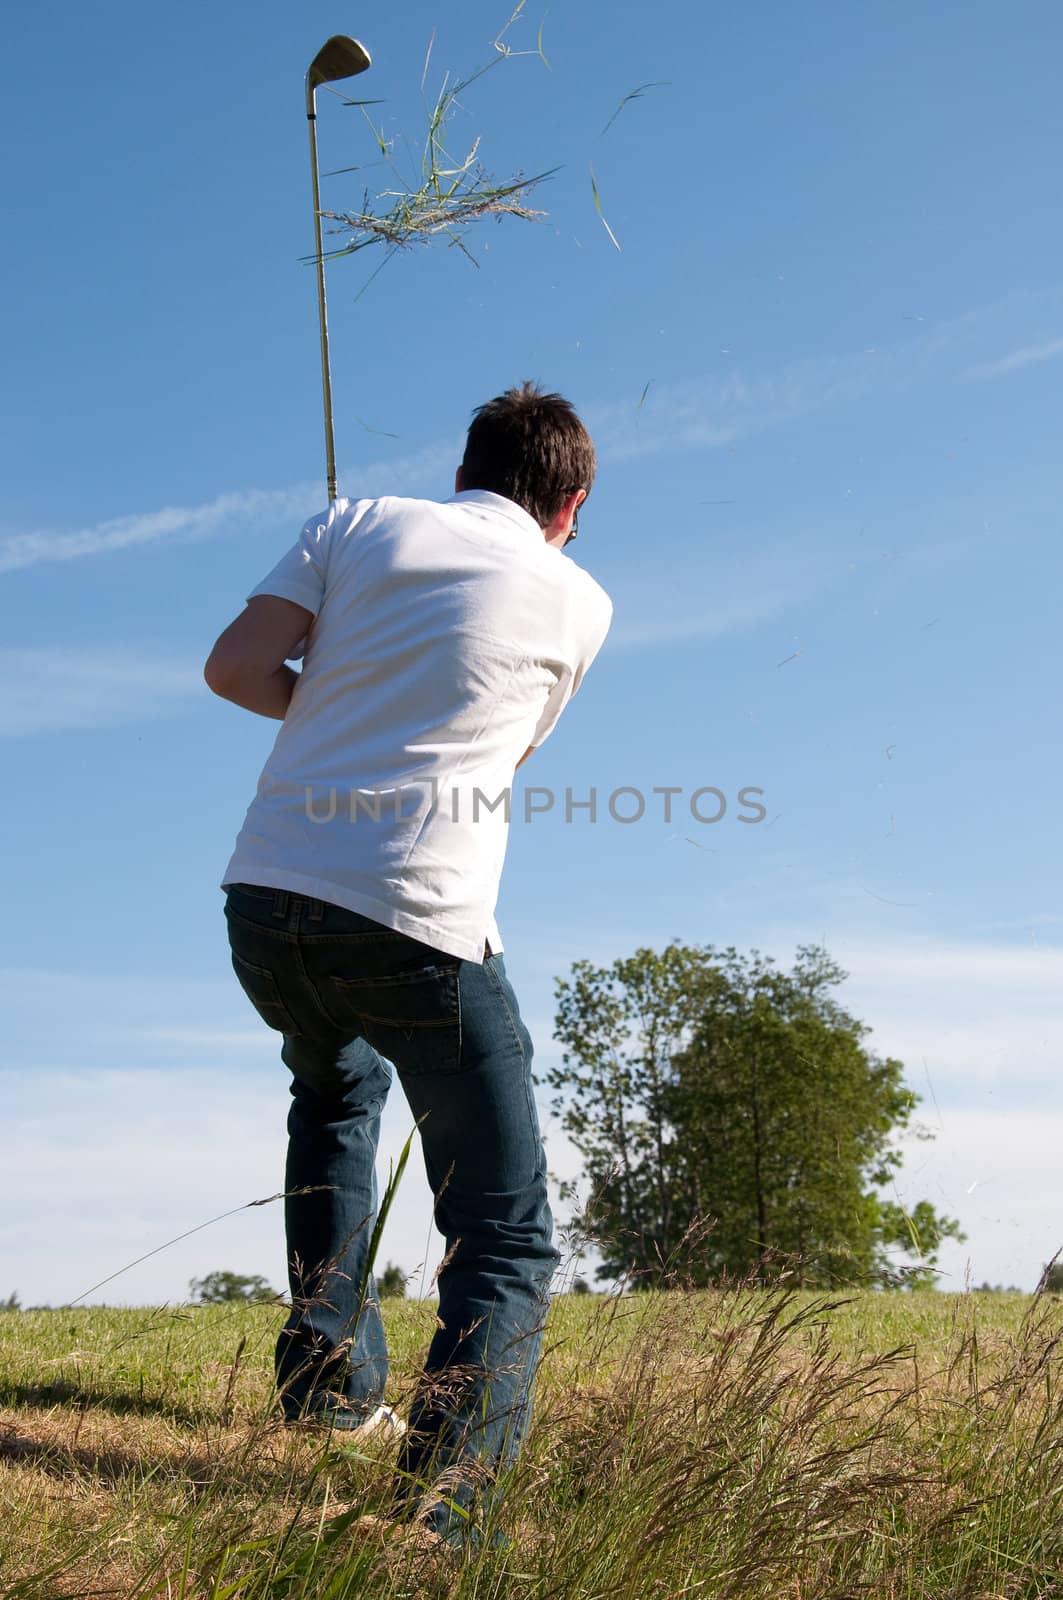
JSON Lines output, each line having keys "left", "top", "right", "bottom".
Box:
{"left": 204, "top": 595, "right": 315, "bottom": 720}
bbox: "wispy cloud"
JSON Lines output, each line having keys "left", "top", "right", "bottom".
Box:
{"left": 975, "top": 911, "right": 1063, "bottom": 935}
{"left": 0, "top": 967, "right": 270, "bottom": 1068}
{"left": 1, "top": 648, "right": 204, "bottom": 737}
{"left": 748, "top": 930, "right": 1063, "bottom": 1104}
{"left": 139, "top": 1026, "right": 273, "bottom": 1050}
{"left": 590, "top": 349, "right": 892, "bottom": 465}
{"left": 830, "top": 934, "right": 1063, "bottom": 993}
{"left": 887, "top": 1105, "right": 1063, "bottom": 1292}
{"left": 519, "top": 913, "right": 1063, "bottom": 1108}
{"left": 964, "top": 334, "right": 1063, "bottom": 381}
{"left": 5, "top": 286, "right": 1063, "bottom": 579}
{"left": 1, "top": 1065, "right": 437, "bottom": 1307}
{"left": 591, "top": 285, "right": 1063, "bottom": 461}
{"left": 0, "top": 443, "right": 457, "bottom": 576}
{"left": 607, "top": 546, "right": 823, "bottom": 649}
{"left": 0, "top": 484, "right": 314, "bottom": 577}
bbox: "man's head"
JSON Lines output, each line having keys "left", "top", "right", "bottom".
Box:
{"left": 456, "top": 381, "right": 595, "bottom": 547}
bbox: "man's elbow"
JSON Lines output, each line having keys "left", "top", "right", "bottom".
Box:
{"left": 204, "top": 650, "right": 240, "bottom": 700}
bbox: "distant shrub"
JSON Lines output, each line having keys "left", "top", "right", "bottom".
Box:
{"left": 189, "top": 1271, "right": 277, "bottom": 1305}
{"left": 376, "top": 1262, "right": 407, "bottom": 1299}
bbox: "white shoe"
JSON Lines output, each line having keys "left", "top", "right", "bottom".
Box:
{"left": 351, "top": 1403, "right": 407, "bottom": 1441}
{"left": 292, "top": 1401, "right": 407, "bottom": 1443}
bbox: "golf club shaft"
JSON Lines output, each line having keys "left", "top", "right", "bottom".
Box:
{"left": 307, "top": 93, "right": 338, "bottom": 503}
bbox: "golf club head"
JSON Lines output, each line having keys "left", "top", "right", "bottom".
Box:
{"left": 307, "top": 35, "right": 371, "bottom": 101}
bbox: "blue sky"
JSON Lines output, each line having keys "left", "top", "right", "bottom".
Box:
{"left": 2, "top": 0, "right": 1061, "bottom": 1304}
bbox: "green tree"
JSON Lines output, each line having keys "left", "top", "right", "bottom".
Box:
{"left": 189, "top": 1271, "right": 277, "bottom": 1305}
{"left": 548, "top": 941, "right": 715, "bottom": 1279}
{"left": 547, "top": 942, "right": 964, "bottom": 1289}
{"left": 0, "top": 1291, "right": 20, "bottom": 1313}
{"left": 1039, "top": 1261, "right": 1063, "bottom": 1294}
{"left": 376, "top": 1262, "right": 407, "bottom": 1299}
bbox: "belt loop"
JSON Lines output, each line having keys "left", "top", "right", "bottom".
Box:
{"left": 308, "top": 897, "right": 323, "bottom": 922}
{"left": 271, "top": 889, "right": 289, "bottom": 919}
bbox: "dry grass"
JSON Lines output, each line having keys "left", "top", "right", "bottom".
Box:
{"left": 1, "top": 1287, "right": 1061, "bottom": 1597}
{"left": 314, "top": 24, "right": 554, "bottom": 277}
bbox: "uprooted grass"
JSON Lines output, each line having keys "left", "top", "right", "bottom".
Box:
{"left": 314, "top": 25, "right": 555, "bottom": 273}
{"left": 1, "top": 1283, "right": 1061, "bottom": 1598}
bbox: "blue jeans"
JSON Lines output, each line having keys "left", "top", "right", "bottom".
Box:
{"left": 222, "top": 883, "right": 559, "bottom": 1540}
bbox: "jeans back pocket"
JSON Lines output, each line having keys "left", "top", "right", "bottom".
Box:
{"left": 321, "top": 966, "right": 462, "bottom": 1075}
{"left": 230, "top": 950, "right": 299, "bottom": 1034}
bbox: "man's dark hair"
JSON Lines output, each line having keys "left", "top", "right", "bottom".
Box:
{"left": 461, "top": 381, "right": 596, "bottom": 528}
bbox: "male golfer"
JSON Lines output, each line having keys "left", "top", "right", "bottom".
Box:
{"left": 204, "top": 383, "right": 612, "bottom": 1542}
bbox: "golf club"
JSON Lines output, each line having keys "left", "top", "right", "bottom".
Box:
{"left": 306, "top": 35, "right": 372, "bottom": 502}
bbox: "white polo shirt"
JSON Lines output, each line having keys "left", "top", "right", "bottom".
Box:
{"left": 220, "top": 490, "right": 612, "bottom": 962}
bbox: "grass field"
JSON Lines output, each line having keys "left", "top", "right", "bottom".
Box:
{"left": 1, "top": 1284, "right": 1061, "bottom": 1598}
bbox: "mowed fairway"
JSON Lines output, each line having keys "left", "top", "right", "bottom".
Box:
{"left": 1, "top": 1287, "right": 1061, "bottom": 1598}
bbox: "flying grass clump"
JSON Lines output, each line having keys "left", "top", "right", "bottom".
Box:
{"left": 317, "top": 38, "right": 556, "bottom": 270}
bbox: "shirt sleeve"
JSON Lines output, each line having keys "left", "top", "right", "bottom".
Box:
{"left": 246, "top": 506, "right": 334, "bottom": 615}
{"left": 245, "top": 502, "right": 348, "bottom": 662}
{"left": 529, "top": 667, "right": 574, "bottom": 750}
{"left": 530, "top": 587, "right": 613, "bottom": 748}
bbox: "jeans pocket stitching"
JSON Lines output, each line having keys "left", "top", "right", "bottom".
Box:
{"left": 329, "top": 965, "right": 460, "bottom": 993}
{"left": 230, "top": 950, "right": 300, "bottom": 1034}
{"left": 356, "top": 1012, "right": 456, "bottom": 1029}
{"left": 317, "top": 971, "right": 463, "bottom": 1072}
{"left": 225, "top": 903, "right": 297, "bottom": 940}
{"left": 363, "top": 972, "right": 464, "bottom": 1075}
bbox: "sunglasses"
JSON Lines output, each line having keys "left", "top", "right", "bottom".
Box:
{"left": 564, "top": 505, "right": 580, "bottom": 547}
